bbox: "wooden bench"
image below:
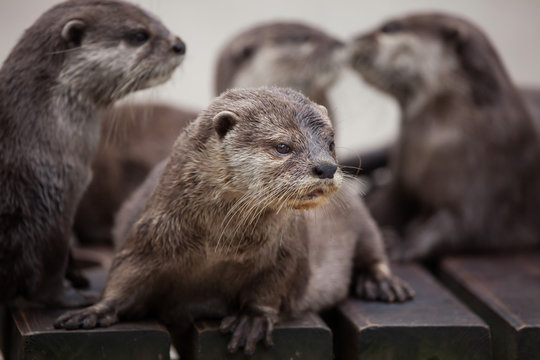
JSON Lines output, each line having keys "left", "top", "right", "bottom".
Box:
{"left": 331, "top": 263, "right": 492, "bottom": 360}
{"left": 181, "top": 314, "right": 332, "bottom": 360}
{"left": 2, "top": 251, "right": 539, "bottom": 359}
{"left": 440, "top": 252, "right": 540, "bottom": 360}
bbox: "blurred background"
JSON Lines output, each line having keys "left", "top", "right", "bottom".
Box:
{"left": 1, "top": 0, "right": 539, "bottom": 157}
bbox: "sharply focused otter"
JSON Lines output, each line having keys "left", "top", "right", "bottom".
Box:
{"left": 215, "top": 22, "right": 344, "bottom": 112}
{"left": 55, "top": 87, "right": 413, "bottom": 355}
{"left": 0, "top": 0, "right": 185, "bottom": 306}
{"left": 347, "top": 13, "right": 540, "bottom": 260}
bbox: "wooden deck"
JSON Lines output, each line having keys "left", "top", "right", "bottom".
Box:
{"left": 1, "top": 250, "right": 539, "bottom": 360}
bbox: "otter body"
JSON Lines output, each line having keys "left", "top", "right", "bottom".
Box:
{"left": 215, "top": 22, "right": 343, "bottom": 111}
{"left": 0, "top": 0, "right": 184, "bottom": 305}
{"left": 347, "top": 13, "right": 540, "bottom": 260}
{"left": 74, "top": 103, "right": 196, "bottom": 245}
{"left": 55, "top": 87, "right": 412, "bottom": 355}
{"left": 75, "top": 21, "right": 344, "bottom": 245}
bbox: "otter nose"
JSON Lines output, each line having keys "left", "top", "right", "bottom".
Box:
{"left": 172, "top": 38, "right": 186, "bottom": 55}
{"left": 313, "top": 163, "right": 337, "bottom": 179}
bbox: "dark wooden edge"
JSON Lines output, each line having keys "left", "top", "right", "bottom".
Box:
{"left": 438, "top": 260, "right": 517, "bottom": 360}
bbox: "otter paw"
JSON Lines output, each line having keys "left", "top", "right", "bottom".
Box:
{"left": 355, "top": 273, "right": 415, "bottom": 303}
{"left": 54, "top": 302, "right": 118, "bottom": 330}
{"left": 219, "top": 310, "right": 278, "bottom": 355}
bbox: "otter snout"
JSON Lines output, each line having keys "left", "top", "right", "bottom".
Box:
{"left": 313, "top": 163, "right": 338, "bottom": 179}
{"left": 347, "top": 33, "right": 377, "bottom": 69}
{"left": 172, "top": 38, "right": 186, "bottom": 55}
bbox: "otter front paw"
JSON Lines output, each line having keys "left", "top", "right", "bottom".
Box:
{"left": 355, "top": 273, "right": 414, "bottom": 302}
{"left": 355, "top": 263, "right": 415, "bottom": 303}
{"left": 54, "top": 301, "right": 118, "bottom": 330}
{"left": 219, "top": 308, "right": 278, "bottom": 356}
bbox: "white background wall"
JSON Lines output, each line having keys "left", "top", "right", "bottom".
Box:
{"left": 1, "top": 0, "right": 539, "bottom": 155}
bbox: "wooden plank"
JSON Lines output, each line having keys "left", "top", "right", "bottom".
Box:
{"left": 179, "top": 313, "right": 332, "bottom": 360}
{"left": 440, "top": 252, "right": 540, "bottom": 360}
{"left": 332, "top": 263, "right": 492, "bottom": 360}
{"left": 8, "top": 267, "right": 171, "bottom": 360}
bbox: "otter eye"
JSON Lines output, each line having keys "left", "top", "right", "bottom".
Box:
{"left": 329, "top": 141, "right": 335, "bottom": 153}
{"left": 275, "top": 143, "right": 292, "bottom": 155}
{"left": 380, "top": 22, "right": 403, "bottom": 34}
{"left": 126, "top": 30, "right": 150, "bottom": 46}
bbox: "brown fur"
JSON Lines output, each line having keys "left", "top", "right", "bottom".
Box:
{"left": 215, "top": 22, "right": 343, "bottom": 111}
{"left": 0, "top": 0, "right": 184, "bottom": 305}
{"left": 55, "top": 87, "right": 413, "bottom": 355}
{"left": 521, "top": 88, "right": 540, "bottom": 130}
{"left": 74, "top": 103, "right": 197, "bottom": 245}
{"left": 75, "top": 21, "right": 343, "bottom": 243}
{"left": 347, "top": 13, "right": 540, "bottom": 260}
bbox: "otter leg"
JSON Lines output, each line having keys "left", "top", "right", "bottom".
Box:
{"left": 219, "top": 306, "right": 278, "bottom": 356}
{"left": 355, "top": 262, "right": 415, "bottom": 302}
{"left": 219, "top": 245, "right": 304, "bottom": 355}
{"left": 65, "top": 248, "right": 90, "bottom": 289}
{"left": 33, "top": 230, "right": 95, "bottom": 307}
{"left": 54, "top": 251, "right": 152, "bottom": 329}
{"left": 390, "top": 209, "right": 458, "bottom": 261}
{"left": 352, "top": 198, "right": 415, "bottom": 302}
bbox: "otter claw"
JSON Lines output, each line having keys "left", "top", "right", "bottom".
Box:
{"left": 54, "top": 303, "right": 118, "bottom": 330}
{"left": 220, "top": 311, "right": 277, "bottom": 355}
{"left": 355, "top": 274, "right": 415, "bottom": 302}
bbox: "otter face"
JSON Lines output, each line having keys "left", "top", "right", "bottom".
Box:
{"left": 57, "top": 1, "right": 185, "bottom": 104}
{"left": 214, "top": 88, "right": 342, "bottom": 211}
{"left": 347, "top": 15, "right": 461, "bottom": 102}
{"left": 219, "top": 23, "right": 344, "bottom": 97}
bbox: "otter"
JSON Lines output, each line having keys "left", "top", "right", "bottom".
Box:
{"left": 74, "top": 21, "right": 344, "bottom": 245}
{"left": 347, "top": 13, "right": 540, "bottom": 261}
{"left": 215, "top": 22, "right": 343, "bottom": 113}
{"left": 54, "top": 87, "right": 413, "bottom": 355}
{"left": 521, "top": 88, "right": 540, "bottom": 129}
{"left": 74, "top": 103, "right": 197, "bottom": 245}
{"left": 0, "top": 0, "right": 185, "bottom": 306}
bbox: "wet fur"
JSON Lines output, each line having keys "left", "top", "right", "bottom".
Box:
{"left": 0, "top": 0, "right": 183, "bottom": 305}
{"left": 55, "top": 87, "right": 413, "bottom": 355}
{"left": 348, "top": 13, "right": 540, "bottom": 260}
{"left": 74, "top": 103, "right": 196, "bottom": 245}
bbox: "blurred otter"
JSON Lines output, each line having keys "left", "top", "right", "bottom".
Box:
{"left": 55, "top": 87, "right": 413, "bottom": 355}
{"left": 215, "top": 22, "right": 344, "bottom": 114}
{"left": 74, "top": 103, "right": 197, "bottom": 245}
{"left": 347, "top": 13, "right": 540, "bottom": 260}
{"left": 521, "top": 88, "right": 540, "bottom": 129}
{"left": 0, "top": 0, "right": 184, "bottom": 305}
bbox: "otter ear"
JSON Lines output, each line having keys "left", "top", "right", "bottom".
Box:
{"left": 213, "top": 111, "right": 239, "bottom": 139}
{"left": 318, "top": 105, "right": 328, "bottom": 116}
{"left": 232, "top": 43, "right": 257, "bottom": 63}
{"left": 62, "top": 19, "right": 86, "bottom": 46}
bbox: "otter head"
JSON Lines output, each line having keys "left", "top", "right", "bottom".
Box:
{"left": 215, "top": 22, "right": 344, "bottom": 100}
{"left": 207, "top": 87, "right": 342, "bottom": 211}
{"left": 37, "top": 0, "right": 186, "bottom": 105}
{"left": 347, "top": 13, "right": 505, "bottom": 108}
